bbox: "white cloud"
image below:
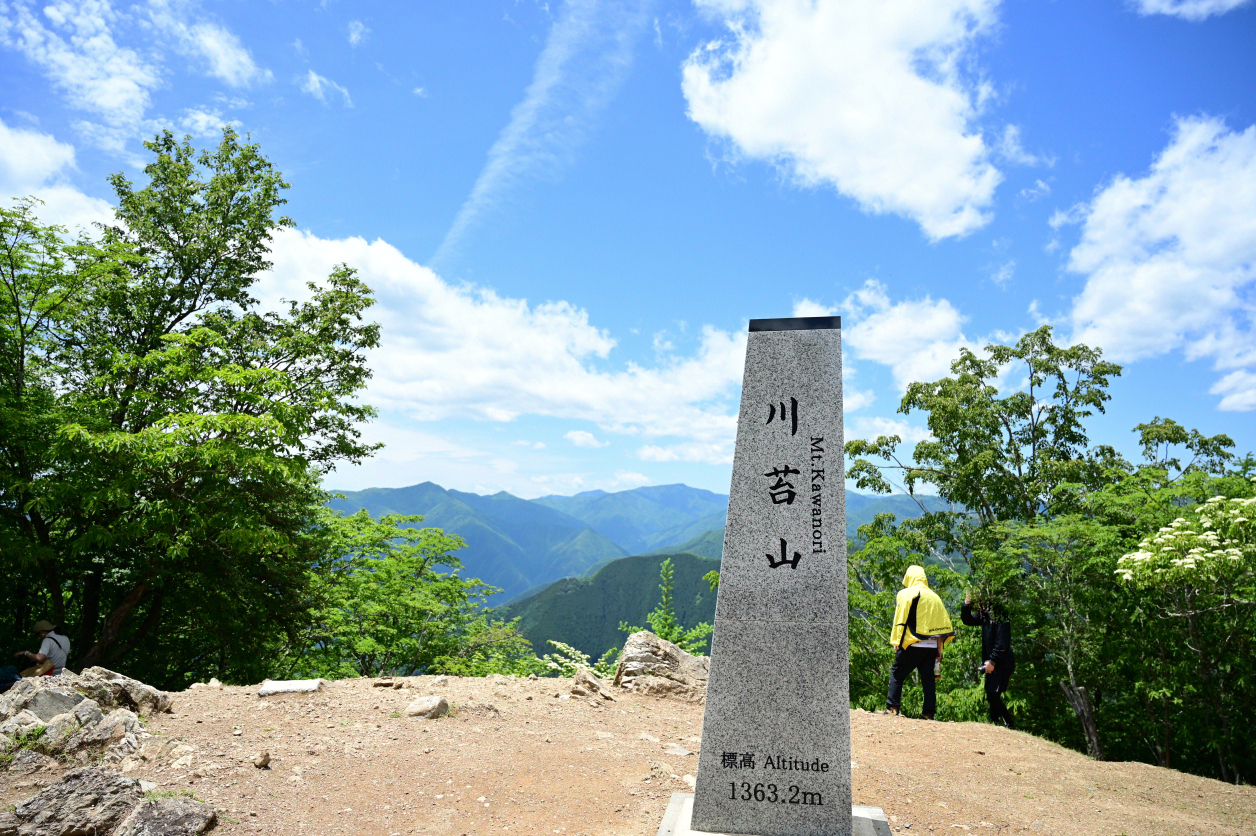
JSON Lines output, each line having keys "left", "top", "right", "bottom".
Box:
{"left": 842, "top": 279, "right": 973, "bottom": 388}
{"left": 565, "top": 430, "right": 610, "bottom": 448}
{"left": 996, "top": 125, "right": 1049, "bottom": 167}
{"left": 413, "top": 87, "right": 428, "bottom": 97}
{"left": 682, "top": 0, "right": 1002, "bottom": 240}
{"left": 848, "top": 415, "right": 933, "bottom": 445}
{"left": 1132, "top": 0, "right": 1252, "bottom": 20}
{"left": 1063, "top": 116, "right": 1256, "bottom": 410}
{"left": 791, "top": 298, "right": 837, "bottom": 318}
{"left": 348, "top": 20, "right": 369, "bottom": 46}
{"left": 432, "top": 0, "right": 650, "bottom": 266}
{"left": 145, "top": 0, "right": 271, "bottom": 87}
{"left": 0, "top": 0, "right": 162, "bottom": 151}
{"left": 300, "top": 70, "right": 353, "bottom": 107}
{"left": 1018, "top": 179, "right": 1051, "bottom": 201}
{"left": 512, "top": 440, "right": 547, "bottom": 449}
{"left": 0, "top": 0, "right": 264, "bottom": 152}
{"left": 260, "top": 228, "right": 746, "bottom": 454}
{"left": 178, "top": 107, "right": 237, "bottom": 137}
{"left": 991, "top": 260, "right": 1014, "bottom": 287}
{"left": 0, "top": 118, "right": 114, "bottom": 230}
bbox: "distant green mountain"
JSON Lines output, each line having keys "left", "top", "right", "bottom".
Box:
{"left": 646, "top": 528, "right": 724, "bottom": 560}
{"left": 494, "top": 552, "right": 720, "bottom": 660}
{"left": 328, "top": 481, "right": 957, "bottom": 608}
{"left": 642, "top": 493, "right": 955, "bottom": 563}
{"left": 329, "top": 482, "right": 628, "bottom": 602}
{"left": 533, "top": 484, "right": 728, "bottom": 555}
{"left": 846, "top": 492, "right": 955, "bottom": 535}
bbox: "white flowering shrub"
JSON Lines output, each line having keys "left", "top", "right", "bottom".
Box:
{"left": 1116, "top": 492, "right": 1256, "bottom": 587}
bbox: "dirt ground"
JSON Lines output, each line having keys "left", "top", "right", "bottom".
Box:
{"left": 3, "top": 675, "right": 1252, "bottom": 836}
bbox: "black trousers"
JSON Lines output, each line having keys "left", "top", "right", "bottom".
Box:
{"left": 985, "top": 665, "right": 1015, "bottom": 729}
{"left": 887, "top": 645, "right": 937, "bottom": 716}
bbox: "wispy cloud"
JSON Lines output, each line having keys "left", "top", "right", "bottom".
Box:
{"left": 0, "top": 0, "right": 264, "bottom": 153}
{"left": 431, "top": 0, "right": 651, "bottom": 268}
{"left": 300, "top": 69, "right": 353, "bottom": 107}
{"left": 147, "top": 0, "right": 271, "bottom": 87}
{"left": 348, "top": 20, "right": 369, "bottom": 46}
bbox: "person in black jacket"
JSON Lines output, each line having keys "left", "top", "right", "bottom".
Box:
{"left": 960, "top": 589, "right": 1016, "bottom": 729}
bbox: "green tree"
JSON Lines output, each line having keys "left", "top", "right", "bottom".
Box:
{"left": 0, "top": 129, "right": 379, "bottom": 687}
{"left": 1114, "top": 488, "right": 1256, "bottom": 782}
{"left": 621, "top": 557, "right": 713, "bottom": 655}
{"left": 280, "top": 512, "right": 537, "bottom": 679}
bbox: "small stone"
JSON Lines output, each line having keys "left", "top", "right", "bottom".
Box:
{"left": 649, "top": 762, "right": 674, "bottom": 779}
{"left": 232, "top": 729, "right": 242, "bottom": 736}
{"left": 430, "top": 675, "right": 448, "bottom": 686}
{"left": 405, "top": 696, "right": 449, "bottom": 719}
{"left": 253, "top": 752, "right": 270, "bottom": 768}
{"left": 639, "top": 733, "right": 660, "bottom": 743}
{"left": 528, "top": 673, "right": 538, "bottom": 680}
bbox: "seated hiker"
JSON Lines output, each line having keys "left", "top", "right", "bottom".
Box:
{"left": 885, "top": 565, "right": 955, "bottom": 720}
{"left": 13, "top": 620, "right": 70, "bottom": 677}
{"left": 961, "top": 588, "right": 1016, "bottom": 729}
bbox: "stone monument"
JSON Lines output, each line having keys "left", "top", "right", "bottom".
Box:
{"left": 691, "top": 315, "right": 852, "bottom": 836}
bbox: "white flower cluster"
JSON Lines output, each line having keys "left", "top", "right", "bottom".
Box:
{"left": 1116, "top": 491, "right": 1256, "bottom": 587}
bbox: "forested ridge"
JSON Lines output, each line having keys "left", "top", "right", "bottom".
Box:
{"left": 2, "top": 132, "right": 1251, "bottom": 786}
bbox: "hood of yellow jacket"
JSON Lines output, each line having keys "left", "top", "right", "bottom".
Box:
{"left": 902, "top": 565, "right": 930, "bottom": 590}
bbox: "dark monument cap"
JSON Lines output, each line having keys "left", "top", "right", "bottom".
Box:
{"left": 748, "top": 316, "right": 841, "bottom": 332}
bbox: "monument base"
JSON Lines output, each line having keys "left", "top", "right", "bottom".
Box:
{"left": 657, "top": 793, "right": 891, "bottom": 836}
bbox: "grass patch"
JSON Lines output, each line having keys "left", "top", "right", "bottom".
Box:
{"left": 145, "top": 788, "right": 202, "bottom": 802}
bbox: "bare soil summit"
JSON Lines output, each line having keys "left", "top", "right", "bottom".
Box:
{"left": 3, "top": 673, "right": 1252, "bottom": 836}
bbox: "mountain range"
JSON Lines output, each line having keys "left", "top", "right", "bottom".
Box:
{"left": 329, "top": 481, "right": 952, "bottom": 604}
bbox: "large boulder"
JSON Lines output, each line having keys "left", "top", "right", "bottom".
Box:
{"left": 114, "top": 796, "right": 217, "bottom": 836}
{"left": 75, "top": 668, "right": 172, "bottom": 716}
{"left": 612, "top": 631, "right": 709, "bottom": 703}
{"left": 0, "top": 767, "right": 143, "bottom": 836}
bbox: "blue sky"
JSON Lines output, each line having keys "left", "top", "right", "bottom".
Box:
{"left": 2, "top": 0, "right": 1254, "bottom": 498}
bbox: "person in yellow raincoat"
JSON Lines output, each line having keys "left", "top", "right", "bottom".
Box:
{"left": 885, "top": 565, "right": 955, "bottom": 719}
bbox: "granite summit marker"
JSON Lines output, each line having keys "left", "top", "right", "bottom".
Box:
{"left": 691, "top": 316, "right": 850, "bottom": 836}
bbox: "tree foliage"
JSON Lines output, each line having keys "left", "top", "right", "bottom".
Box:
{"left": 2, "top": 130, "right": 372, "bottom": 686}
{"left": 845, "top": 325, "right": 1254, "bottom": 783}
{"left": 276, "top": 512, "right": 538, "bottom": 680}
{"left": 621, "top": 557, "right": 713, "bottom": 655}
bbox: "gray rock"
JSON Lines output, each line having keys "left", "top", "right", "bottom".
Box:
{"left": 253, "top": 751, "right": 270, "bottom": 768}
{"left": 570, "top": 669, "right": 614, "bottom": 700}
{"left": 0, "top": 710, "right": 45, "bottom": 739}
{"left": 114, "top": 796, "right": 217, "bottom": 836}
{"left": 405, "top": 696, "right": 449, "bottom": 718}
{"left": 612, "top": 632, "right": 709, "bottom": 701}
{"left": 23, "top": 690, "right": 84, "bottom": 723}
{"left": 4, "top": 749, "right": 58, "bottom": 775}
{"left": 75, "top": 667, "right": 173, "bottom": 716}
{"left": 0, "top": 767, "right": 143, "bottom": 836}
{"left": 62, "top": 708, "right": 142, "bottom": 752}
{"left": 256, "top": 678, "right": 324, "bottom": 696}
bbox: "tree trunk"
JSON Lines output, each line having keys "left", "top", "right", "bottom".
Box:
{"left": 1060, "top": 680, "right": 1105, "bottom": 760}
{"left": 75, "top": 582, "right": 151, "bottom": 670}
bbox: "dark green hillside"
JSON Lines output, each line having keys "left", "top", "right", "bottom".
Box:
{"left": 534, "top": 484, "right": 728, "bottom": 554}
{"left": 329, "top": 482, "right": 627, "bottom": 602}
{"left": 494, "top": 553, "right": 720, "bottom": 660}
